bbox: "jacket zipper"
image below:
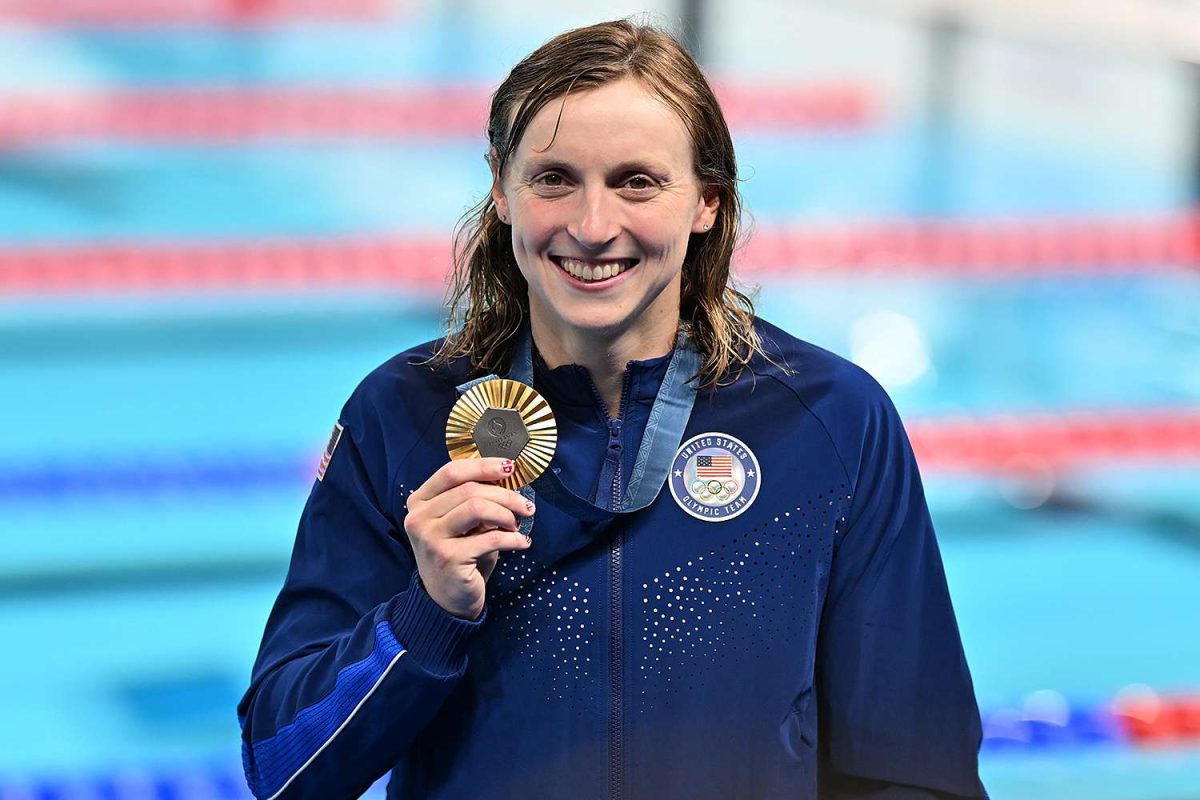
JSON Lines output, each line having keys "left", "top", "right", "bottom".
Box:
{"left": 585, "top": 366, "right": 634, "bottom": 800}
{"left": 608, "top": 512, "right": 624, "bottom": 800}
{"left": 609, "top": 369, "right": 631, "bottom": 800}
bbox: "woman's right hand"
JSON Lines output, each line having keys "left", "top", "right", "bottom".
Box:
{"left": 403, "top": 457, "right": 535, "bottom": 621}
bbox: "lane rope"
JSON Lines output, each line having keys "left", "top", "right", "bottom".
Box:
{"left": 0, "top": 212, "right": 1196, "bottom": 298}
{"left": 984, "top": 687, "right": 1200, "bottom": 751}
{"left": 4, "top": 410, "right": 1198, "bottom": 505}
{"left": 908, "top": 410, "right": 1200, "bottom": 472}
{"left": 0, "top": 83, "right": 873, "bottom": 143}
{"left": 0, "top": 688, "right": 1197, "bottom": 800}
{"left": 0, "top": 0, "right": 386, "bottom": 26}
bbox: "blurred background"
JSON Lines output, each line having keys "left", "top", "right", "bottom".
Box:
{"left": 1, "top": 0, "right": 1198, "bottom": 797}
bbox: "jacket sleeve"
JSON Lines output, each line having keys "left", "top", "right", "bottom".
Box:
{"left": 236, "top": 386, "right": 479, "bottom": 800}
{"left": 815, "top": 372, "right": 988, "bottom": 799}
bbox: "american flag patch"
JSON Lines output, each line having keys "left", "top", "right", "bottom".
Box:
{"left": 317, "top": 421, "right": 344, "bottom": 481}
{"left": 696, "top": 454, "right": 733, "bottom": 478}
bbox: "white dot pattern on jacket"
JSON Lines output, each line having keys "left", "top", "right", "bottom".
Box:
{"left": 492, "top": 558, "right": 593, "bottom": 701}
{"left": 488, "top": 485, "right": 849, "bottom": 705}
{"left": 634, "top": 485, "right": 849, "bottom": 704}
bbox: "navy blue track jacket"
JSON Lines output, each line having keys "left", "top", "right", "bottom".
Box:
{"left": 237, "top": 317, "right": 987, "bottom": 799}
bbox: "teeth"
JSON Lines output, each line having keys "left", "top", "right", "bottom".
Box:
{"left": 557, "top": 257, "right": 633, "bottom": 283}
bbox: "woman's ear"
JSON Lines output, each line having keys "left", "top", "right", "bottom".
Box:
{"left": 488, "top": 149, "right": 510, "bottom": 225}
{"left": 692, "top": 186, "right": 720, "bottom": 233}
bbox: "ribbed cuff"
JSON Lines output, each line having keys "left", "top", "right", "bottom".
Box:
{"left": 389, "top": 571, "right": 487, "bottom": 678}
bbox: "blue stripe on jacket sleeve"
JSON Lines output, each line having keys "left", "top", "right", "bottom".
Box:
{"left": 243, "top": 620, "right": 406, "bottom": 799}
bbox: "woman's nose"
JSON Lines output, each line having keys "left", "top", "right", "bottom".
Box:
{"left": 566, "top": 187, "right": 621, "bottom": 250}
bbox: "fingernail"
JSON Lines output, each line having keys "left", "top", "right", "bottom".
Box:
{"left": 523, "top": 534, "right": 532, "bottom": 546}
{"left": 524, "top": 499, "right": 535, "bottom": 513}
{"left": 501, "top": 459, "right": 514, "bottom": 474}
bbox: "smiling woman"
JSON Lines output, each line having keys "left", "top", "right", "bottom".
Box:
{"left": 434, "top": 20, "right": 756, "bottom": 420}
{"left": 237, "top": 18, "right": 988, "bottom": 800}
{"left": 490, "top": 77, "right": 719, "bottom": 417}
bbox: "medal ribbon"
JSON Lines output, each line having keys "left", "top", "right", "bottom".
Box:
{"left": 455, "top": 321, "right": 700, "bottom": 526}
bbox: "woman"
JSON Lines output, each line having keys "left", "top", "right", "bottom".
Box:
{"left": 238, "top": 19, "right": 987, "bottom": 800}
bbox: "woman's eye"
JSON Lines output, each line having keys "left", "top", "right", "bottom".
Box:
{"left": 534, "top": 173, "right": 566, "bottom": 188}
{"left": 625, "top": 175, "right": 656, "bottom": 191}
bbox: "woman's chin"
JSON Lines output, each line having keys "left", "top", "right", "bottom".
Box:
{"left": 550, "top": 309, "right": 630, "bottom": 338}
{"left": 530, "top": 285, "right": 681, "bottom": 345}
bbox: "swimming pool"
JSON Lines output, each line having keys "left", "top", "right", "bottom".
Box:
{"left": 1, "top": 5, "right": 1197, "bottom": 798}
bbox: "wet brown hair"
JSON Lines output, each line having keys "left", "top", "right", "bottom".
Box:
{"left": 429, "top": 18, "right": 771, "bottom": 390}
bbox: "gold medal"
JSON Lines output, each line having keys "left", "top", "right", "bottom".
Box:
{"left": 445, "top": 378, "right": 557, "bottom": 490}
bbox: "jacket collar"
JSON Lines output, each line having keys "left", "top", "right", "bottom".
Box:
{"left": 532, "top": 345, "right": 673, "bottom": 419}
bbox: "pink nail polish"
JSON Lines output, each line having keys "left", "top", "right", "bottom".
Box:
{"left": 502, "top": 460, "right": 514, "bottom": 474}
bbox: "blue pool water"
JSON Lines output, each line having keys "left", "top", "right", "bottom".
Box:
{"left": 0, "top": 134, "right": 1186, "bottom": 245}
{"left": 1, "top": 10, "right": 1198, "bottom": 800}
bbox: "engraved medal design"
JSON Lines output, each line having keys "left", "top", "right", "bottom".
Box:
{"left": 668, "top": 432, "right": 761, "bottom": 522}
{"left": 446, "top": 378, "right": 557, "bottom": 490}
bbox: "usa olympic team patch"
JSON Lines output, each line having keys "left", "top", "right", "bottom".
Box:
{"left": 668, "top": 432, "right": 761, "bottom": 522}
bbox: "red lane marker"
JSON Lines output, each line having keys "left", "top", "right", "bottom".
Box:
{"left": 1112, "top": 693, "right": 1200, "bottom": 745}
{"left": 0, "top": 83, "right": 875, "bottom": 144}
{"left": 0, "top": 87, "right": 493, "bottom": 143}
{"left": 742, "top": 214, "right": 1200, "bottom": 274}
{"left": 712, "top": 81, "right": 874, "bottom": 131}
{"left": 0, "top": 0, "right": 386, "bottom": 26}
{"left": 1, "top": 213, "right": 1193, "bottom": 298}
{"left": 908, "top": 409, "right": 1200, "bottom": 472}
{"left": 0, "top": 238, "right": 451, "bottom": 293}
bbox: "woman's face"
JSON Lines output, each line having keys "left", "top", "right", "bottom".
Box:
{"left": 492, "top": 77, "right": 718, "bottom": 344}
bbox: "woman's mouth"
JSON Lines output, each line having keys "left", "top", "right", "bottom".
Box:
{"left": 551, "top": 256, "right": 638, "bottom": 285}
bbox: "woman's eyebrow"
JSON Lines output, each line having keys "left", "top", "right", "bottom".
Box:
{"left": 609, "top": 160, "right": 672, "bottom": 178}
{"left": 521, "top": 158, "right": 573, "bottom": 174}
{"left": 521, "top": 158, "right": 673, "bottom": 177}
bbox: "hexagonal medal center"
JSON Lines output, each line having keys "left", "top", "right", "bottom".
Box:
{"left": 472, "top": 407, "right": 529, "bottom": 460}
